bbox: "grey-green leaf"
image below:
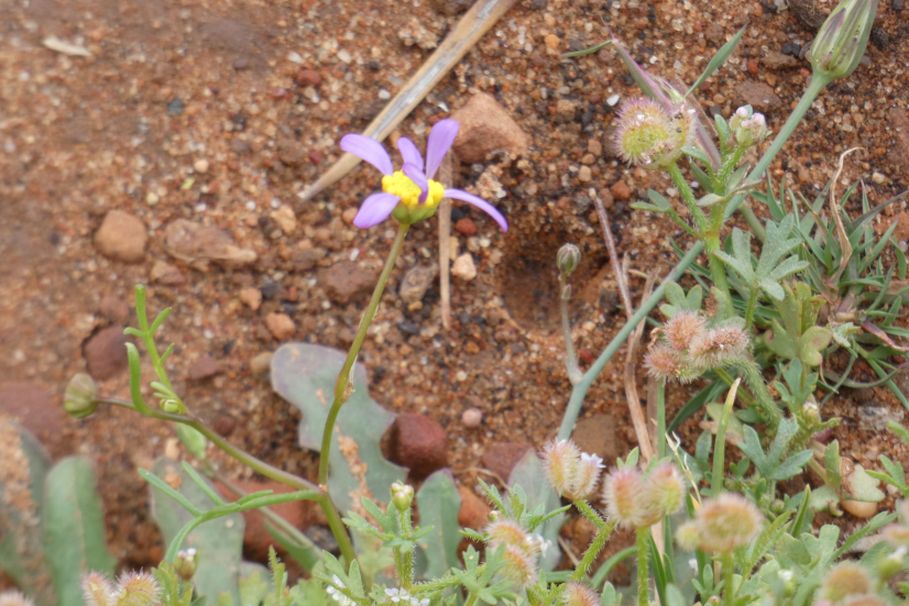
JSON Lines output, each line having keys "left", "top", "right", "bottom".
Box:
{"left": 271, "top": 343, "right": 406, "bottom": 513}
{"left": 43, "top": 456, "right": 116, "bottom": 606}
{"left": 415, "top": 470, "right": 462, "bottom": 578}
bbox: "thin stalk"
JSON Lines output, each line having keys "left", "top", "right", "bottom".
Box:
{"left": 319, "top": 223, "right": 410, "bottom": 485}
{"left": 635, "top": 527, "right": 651, "bottom": 606}
{"left": 735, "top": 361, "right": 781, "bottom": 427}
{"left": 560, "top": 278, "right": 582, "bottom": 384}
{"left": 722, "top": 552, "right": 736, "bottom": 606}
{"left": 656, "top": 381, "right": 667, "bottom": 458}
{"left": 558, "top": 73, "right": 831, "bottom": 440}
{"left": 570, "top": 516, "right": 617, "bottom": 581}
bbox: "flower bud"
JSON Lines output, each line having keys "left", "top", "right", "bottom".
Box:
{"left": 614, "top": 98, "right": 692, "bottom": 167}
{"left": 643, "top": 463, "right": 685, "bottom": 517}
{"left": 663, "top": 312, "right": 707, "bottom": 352}
{"left": 820, "top": 561, "right": 872, "bottom": 602}
{"left": 557, "top": 243, "right": 581, "bottom": 276}
{"left": 675, "top": 521, "right": 700, "bottom": 551}
{"left": 486, "top": 519, "right": 538, "bottom": 558}
{"left": 499, "top": 544, "right": 538, "bottom": 588}
{"left": 0, "top": 592, "right": 34, "bottom": 606}
{"left": 114, "top": 572, "right": 160, "bottom": 606}
{"left": 685, "top": 493, "right": 762, "bottom": 553}
{"left": 390, "top": 482, "right": 414, "bottom": 512}
{"left": 645, "top": 344, "right": 683, "bottom": 382}
{"left": 809, "top": 0, "right": 878, "bottom": 80}
{"left": 602, "top": 468, "right": 645, "bottom": 528}
{"left": 64, "top": 373, "right": 98, "bottom": 419}
{"left": 877, "top": 546, "right": 906, "bottom": 580}
{"left": 175, "top": 547, "right": 198, "bottom": 581}
{"left": 728, "top": 106, "right": 769, "bottom": 147}
{"left": 541, "top": 440, "right": 603, "bottom": 500}
{"left": 562, "top": 582, "right": 599, "bottom": 606}
{"left": 82, "top": 572, "right": 115, "bottom": 606}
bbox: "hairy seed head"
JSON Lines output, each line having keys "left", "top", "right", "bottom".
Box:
{"left": 561, "top": 582, "right": 599, "bottom": 606}
{"left": 693, "top": 493, "right": 762, "bottom": 553}
{"left": 820, "top": 561, "right": 872, "bottom": 602}
{"left": 663, "top": 311, "right": 707, "bottom": 352}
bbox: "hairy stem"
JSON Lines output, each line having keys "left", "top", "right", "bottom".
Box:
{"left": 558, "top": 74, "right": 830, "bottom": 440}
{"left": 635, "top": 527, "right": 651, "bottom": 606}
{"left": 722, "top": 552, "right": 736, "bottom": 606}
{"left": 571, "top": 502, "right": 616, "bottom": 581}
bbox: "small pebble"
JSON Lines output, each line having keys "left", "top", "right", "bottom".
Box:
{"left": 265, "top": 312, "right": 295, "bottom": 340}
{"left": 578, "top": 166, "right": 592, "bottom": 182}
{"left": 451, "top": 253, "right": 477, "bottom": 281}
{"left": 249, "top": 352, "right": 273, "bottom": 376}
{"left": 193, "top": 158, "right": 209, "bottom": 174}
{"left": 462, "top": 407, "right": 483, "bottom": 428}
{"left": 239, "top": 287, "right": 262, "bottom": 311}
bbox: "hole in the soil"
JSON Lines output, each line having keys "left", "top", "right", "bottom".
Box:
{"left": 497, "top": 218, "right": 609, "bottom": 332}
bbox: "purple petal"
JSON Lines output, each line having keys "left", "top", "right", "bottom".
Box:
{"left": 397, "top": 137, "right": 424, "bottom": 171}
{"left": 402, "top": 163, "right": 428, "bottom": 191}
{"left": 354, "top": 192, "right": 400, "bottom": 228}
{"left": 444, "top": 189, "right": 508, "bottom": 232}
{"left": 425, "top": 119, "right": 459, "bottom": 180}
{"left": 340, "top": 134, "right": 393, "bottom": 176}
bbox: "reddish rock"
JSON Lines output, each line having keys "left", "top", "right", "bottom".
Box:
{"left": 0, "top": 382, "right": 67, "bottom": 450}
{"left": 319, "top": 261, "right": 377, "bottom": 305}
{"left": 294, "top": 68, "right": 322, "bottom": 87}
{"left": 83, "top": 325, "right": 128, "bottom": 380}
{"left": 735, "top": 80, "right": 782, "bottom": 112}
{"left": 457, "top": 485, "right": 490, "bottom": 530}
{"left": 454, "top": 217, "right": 478, "bottom": 236}
{"left": 887, "top": 107, "right": 909, "bottom": 177}
{"left": 388, "top": 413, "right": 449, "bottom": 479}
{"left": 480, "top": 441, "right": 532, "bottom": 482}
{"left": 610, "top": 180, "right": 632, "bottom": 201}
{"left": 187, "top": 355, "right": 222, "bottom": 381}
{"left": 94, "top": 210, "right": 147, "bottom": 263}
{"left": 451, "top": 93, "right": 530, "bottom": 163}
{"left": 572, "top": 414, "right": 620, "bottom": 463}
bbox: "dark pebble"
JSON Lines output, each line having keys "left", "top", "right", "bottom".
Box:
{"left": 397, "top": 320, "right": 421, "bottom": 336}
{"left": 167, "top": 97, "right": 185, "bottom": 116}
{"left": 260, "top": 280, "right": 280, "bottom": 300}
{"left": 781, "top": 41, "right": 801, "bottom": 57}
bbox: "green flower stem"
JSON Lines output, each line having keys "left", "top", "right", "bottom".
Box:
{"left": 319, "top": 222, "right": 410, "bottom": 486}
{"left": 735, "top": 361, "right": 781, "bottom": 427}
{"left": 722, "top": 552, "right": 736, "bottom": 606}
{"left": 558, "top": 74, "right": 831, "bottom": 441}
{"left": 743, "top": 288, "right": 759, "bottom": 331}
{"left": 100, "top": 396, "right": 356, "bottom": 564}
{"left": 571, "top": 501, "right": 616, "bottom": 581}
{"left": 635, "top": 527, "right": 651, "bottom": 606}
{"left": 397, "top": 507, "right": 415, "bottom": 589}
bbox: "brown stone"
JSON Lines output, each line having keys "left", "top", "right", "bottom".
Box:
{"left": 0, "top": 382, "right": 67, "bottom": 450}
{"left": 887, "top": 107, "right": 909, "bottom": 177}
{"left": 94, "top": 210, "right": 147, "bottom": 263}
{"left": 239, "top": 287, "right": 262, "bottom": 310}
{"left": 735, "top": 80, "right": 782, "bottom": 112}
{"left": 388, "top": 412, "right": 449, "bottom": 479}
{"left": 163, "top": 218, "right": 256, "bottom": 269}
{"left": 265, "top": 312, "right": 295, "bottom": 340}
{"left": 572, "top": 414, "right": 621, "bottom": 463}
{"left": 454, "top": 217, "right": 478, "bottom": 236}
{"left": 150, "top": 260, "right": 185, "bottom": 285}
{"left": 457, "top": 484, "right": 490, "bottom": 530}
{"left": 98, "top": 294, "right": 129, "bottom": 325}
{"left": 319, "top": 261, "right": 377, "bottom": 305}
{"left": 610, "top": 180, "right": 632, "bottom": 201}
{"left": 83, "top": 325, "right": 128, "bottom": 380}
{"left": 399, "top": 264, "right": 437, "bottom": 305}
{"left": 451, "top": 93, "right": 530, "bottom": 163}
{"left": 762, "top": 50, "right": 800, "bottom": 71}
{"left": 480, "top": 441, "right": 531, "bottom": 482}
{"left": 187, "top": 355, "right": 222, "bottom": 381}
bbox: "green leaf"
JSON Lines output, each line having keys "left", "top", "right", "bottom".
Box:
{"left": 149, "top": 457, "right": 245, "bottom": 602}
{"left": 846, "top": 465, "right": 885, "bottom": 502}
{"left": 43, "top": 457, "right": 115, "bottom": 606}
{"left": 686, "top": 26, "right": 746, "bottom": 96}
{"left": 0, "top": 420, "right": 55, "bottom": 606}
{"left": 508, "top": 452, "right": 562, "bottom": 571}
{"left": 271, "top": 344, "right": 406, "bottom": 514}
{"left": 415, "top": 470, "right": 462, "bottom": 578}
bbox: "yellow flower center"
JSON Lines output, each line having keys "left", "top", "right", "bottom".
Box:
{"left": 381, "top": 170, "right": 445, "bottom": 209}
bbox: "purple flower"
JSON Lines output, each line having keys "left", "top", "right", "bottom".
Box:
{"left": 339, "top": 119, "right": 508, "bottom": 231}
